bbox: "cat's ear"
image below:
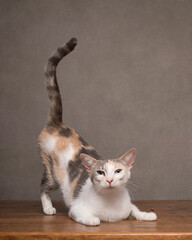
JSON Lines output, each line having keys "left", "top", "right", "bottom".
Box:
{"left": 119, "top": 148, "right": 136, "bottom": 170}
{"left": 80, "top": 153, "right": 97, "bottom": 172}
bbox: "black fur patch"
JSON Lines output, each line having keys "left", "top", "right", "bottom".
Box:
{"left": 79, "top": 136, "right": 88, "bottom": 146}
{"left": 41, "top": 170, "right": 49, "bottom": 186}
{"left": 40, "top": 170, "right": 58, "bottom": 193}
{"left": 46, "top": 122, "right": 60, "bottom": 133}
{"left": 58, "top": 46, "right": 67, "bottom": 56}
{"left": 68, "top": 38, "right": 77, "bottom": 50}
{"left": 48, "top": 156, "right": 59, "bottom": 187}
{"left": 46, "top": 70, "right": 55, "bottom": 77}
{"left": 70, "top": 147, "right": 102, "bottom": 199}
{"left": 46, "top": 123, "right": 72, "bottom": 138}
{"left": 47, "top": 84, "right": 58, "bottom": 92}
{"left": 67, "top": 150, "right": 89, "bottom": 198}
{"left": 49, "top": 56, "right": 60, "bottom": 66}
{"left": 73, "top": 170, "right": 89, "bottom": 198}
{"left": 68, "top": 159, "right": 83, "bottom": 182}
{"left": 59, "top": 127, "right": 72, "bottom": 137}
{"left": 80, "top": 148, "right": 101, "bottom": 160}
{"left": 40, "top": 157, "right": 59, "bottom": 193}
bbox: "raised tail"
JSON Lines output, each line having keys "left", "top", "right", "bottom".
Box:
{"left": 45, "top": 38, "right": 77, "bottom": 124}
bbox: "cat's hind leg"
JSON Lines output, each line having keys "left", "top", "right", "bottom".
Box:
{"left": 40, "top": 156, "right": 59, "bottom": 215}
{"left": 131, "top": 204, "right": 157, "bottom": 221}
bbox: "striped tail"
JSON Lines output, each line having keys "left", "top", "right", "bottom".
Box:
{"left": 45, "top": 38, "right": 77, "bottom": 124}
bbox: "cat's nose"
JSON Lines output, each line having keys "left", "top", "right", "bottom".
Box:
{"left": 107, "top": 179, "right": 113, "bottom": 184}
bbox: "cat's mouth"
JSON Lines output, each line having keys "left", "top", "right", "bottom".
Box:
{"left": 106, "top": 184, "right": 116, "bottom": 189}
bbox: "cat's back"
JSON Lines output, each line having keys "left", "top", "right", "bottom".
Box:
{"left": 39, "top": 123, "right": 100, "bottom": 160}
{"left": 38, "top": 123, "right": 83, "bottom": 164}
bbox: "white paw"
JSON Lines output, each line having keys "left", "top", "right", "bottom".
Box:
{"left": 44, "top": 207, "right": 56, "bottom": 215}
{"left": 137, "top": 212, "right": 157, "bottom": 221}
{"left": 76, "top": 216, "right": 100, "bottom": 226}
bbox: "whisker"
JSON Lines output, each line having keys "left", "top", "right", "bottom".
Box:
{"left": 127, "top": 181, "right": 143, "bottom": 200}
{"left": 127, "top": 187, "right": 136, "bottom": 200}
{"left": 129, "top": 180, "right": 145, "bottom": 191}
{"left": 127, "top": 184, "right": 138, "bottom": 200}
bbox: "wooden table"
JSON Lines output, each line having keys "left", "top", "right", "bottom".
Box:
{"left": 0, "top": 201, "right": 191, "bottom": 240}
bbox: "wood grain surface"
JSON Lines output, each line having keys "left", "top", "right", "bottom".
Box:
{"left": 0, "top": 201, "right": 191, "bottom": 240}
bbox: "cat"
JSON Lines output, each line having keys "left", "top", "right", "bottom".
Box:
{"left": 38, "top": 38, "right": 157, "bottom": 226}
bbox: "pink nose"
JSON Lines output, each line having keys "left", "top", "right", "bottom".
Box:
{"left": 107, "top": 179, "right": 113, "bottom": 184}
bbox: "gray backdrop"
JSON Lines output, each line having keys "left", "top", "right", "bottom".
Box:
{"left": 0, "top": 0, "right": 192, "bottom": 200}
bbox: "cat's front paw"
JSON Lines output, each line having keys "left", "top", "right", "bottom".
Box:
{"left": 137, "top": 212, "right": 157, "bottom": 221}
{"left": 43, "top": 207, "right": 56, "bottom": 215}
{"left": 76, "top": 216, "right": 100, "bottom": 226}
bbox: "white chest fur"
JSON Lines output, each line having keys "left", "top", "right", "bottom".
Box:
{"left": 71, "top": 180, "right": 132, "bottom": 222}
{"left": 94, "top": 189, "right": 132, "bottom": 222}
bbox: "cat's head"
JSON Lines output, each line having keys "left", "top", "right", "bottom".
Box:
{"left": 80, "top": 148, "right": 136, "bottom": 192}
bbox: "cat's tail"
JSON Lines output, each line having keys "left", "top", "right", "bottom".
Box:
{"left": 45, "top": 38, "right": 77, "bottom": 124}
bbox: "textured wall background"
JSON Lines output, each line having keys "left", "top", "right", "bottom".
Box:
{"left": 0, "top": 0, "right": 192, "bottom": 200}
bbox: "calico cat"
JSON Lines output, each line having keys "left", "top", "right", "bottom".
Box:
{"left": 38, "top": 38, "right": 157, "bottom": 226}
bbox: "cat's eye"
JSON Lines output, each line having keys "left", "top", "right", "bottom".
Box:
{"left": 115, "top": 169, "right": 122, "bottom": 173}
{"left": 97, "top": 170, "right": 105, "bottom": 175}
